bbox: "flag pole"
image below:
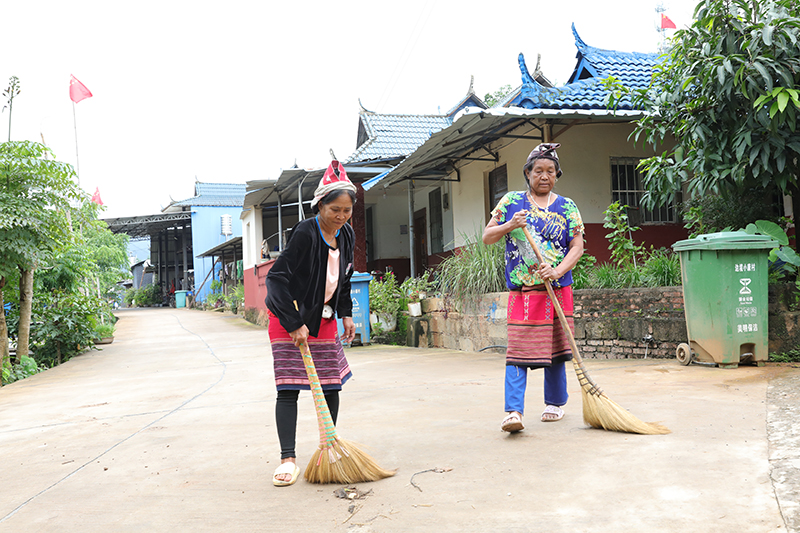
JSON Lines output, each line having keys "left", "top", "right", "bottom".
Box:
{"left": 72, "top": 100, "right": 80, "bottom": 185}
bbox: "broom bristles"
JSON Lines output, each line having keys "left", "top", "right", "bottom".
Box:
{"left": 581, "top": 388, "right": 671, "bottom": 435}
{"left": 304, "top": 438, "right": 396, "bottom": 484}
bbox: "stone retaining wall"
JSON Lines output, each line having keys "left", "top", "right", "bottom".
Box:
{"left": 410, "top": 285, "right": 800, "bottom": 360}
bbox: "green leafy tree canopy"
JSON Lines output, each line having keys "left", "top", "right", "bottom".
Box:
{"left": 625, "top": 0, "right": 800, "bottom": 210}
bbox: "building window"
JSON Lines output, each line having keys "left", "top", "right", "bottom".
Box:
{"left": 429, "top": 188, "right": 443, "bottom": 254}
{"left": 489, "top": 165, "right": 508, "bottom": 211}
{"left": 610, "top": 157, "right": 679, "bottom": 224}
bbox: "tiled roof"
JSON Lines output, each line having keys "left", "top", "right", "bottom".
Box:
{"left": 512, "top": 24, "right": 659, "bottom": 110}
{"left": 346, "top": 111, "right": 452, "bottom": 164}
{"left": 170, "top": 182, "right": 246, "bottom": 207}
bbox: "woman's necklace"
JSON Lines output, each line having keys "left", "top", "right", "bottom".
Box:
{"left": 529, "top": 191, "right": 553, "bottom": 212}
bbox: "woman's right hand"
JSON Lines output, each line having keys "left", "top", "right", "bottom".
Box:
{"left": 289, "top": 325, "right": 310, "bottom": 348}
{"left": 506, "top": 210, "right": 528, "bottom": 231}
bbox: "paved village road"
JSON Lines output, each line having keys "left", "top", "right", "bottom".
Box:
{"left": 0, "top": 308, "right": 798, "bottom": 533}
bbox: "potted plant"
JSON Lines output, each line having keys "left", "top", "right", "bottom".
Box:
{"left": 400, "top": 274, "right": 433, "bottom": 317}
{"left": 369, "top": 271, "right": 402, "bottom": 332}
{"left": 94, "top": 323, "right": 115, "bottom": 345}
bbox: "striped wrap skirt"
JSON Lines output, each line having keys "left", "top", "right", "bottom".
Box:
{"left": 268, "top": 311, "right": 352, "bottom": 391}
{"left": 506, "top": 285, "right": 574, "bottom": 368}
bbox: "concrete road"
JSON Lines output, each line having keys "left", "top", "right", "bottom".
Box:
{"left": 1, "top": 308, "right": 797, "bottom": 533}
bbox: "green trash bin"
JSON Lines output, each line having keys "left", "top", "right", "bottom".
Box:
{"left": 175, "top": 290, "right": 188, "bottom": 308}
{"left": 672, "top": 231, "right": 779, "bottom": 368}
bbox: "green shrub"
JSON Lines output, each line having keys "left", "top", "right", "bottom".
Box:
{"left": 640, "top": 248, "right": 682, "bottom": 287}
{"left": 369, "top": 271, "right": 402, "bottom": 318}
{"left": 136, "top": 284, "right": 161, "bottom": 306}
{"left": 770, "top": 349, "right": 800, "bottom": 363}
{"left": 225, "top": 284, "right": 245, "bottom": 313}
{"left": 682, "top": 192, "right": 781, "bottom": 238}
{"left": 436, "top": 232, "right": 505, "bottom": 309}
{"left": 124, "top": 287, "right": 137, "bottom": 307}
{"left": 30, "top": 290, "right": 102, "bottom": 366}
{"left": 2, "top": 355, "right": 44, "bottom": 385}
{"left": 603, "top": 201, "right": 646, "bottom": 269}
{"left": 572, "top": 253, "right": 597, "bottom": 289}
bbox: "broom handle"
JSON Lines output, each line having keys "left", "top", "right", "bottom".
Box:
{"left": 299, "top": 342, "right": 339, "bottom": 447}
{"left": 521, "top": 227, "right": 604, "bottom": 396}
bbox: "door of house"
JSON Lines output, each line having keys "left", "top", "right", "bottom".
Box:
{"left": 413, "top": 208, "right": 428, "bottom": 276}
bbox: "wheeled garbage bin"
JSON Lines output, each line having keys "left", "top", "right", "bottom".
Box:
{"left": 672, "top": 231, "right": 779, "bottom": 368}
{"left": 337, "top": 271, "right": 372, "bottom": 346}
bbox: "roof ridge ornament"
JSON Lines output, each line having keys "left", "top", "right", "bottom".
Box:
{"left": 572, "top": 23, "right": 588, "bottom": 51}
{"left": 358, "top": 98, "right": 375, "bottom": 114}
{"left": 468, "top": 75, "right": 474, "bottom": 96}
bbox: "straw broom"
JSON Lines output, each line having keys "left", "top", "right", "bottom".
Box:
{"left": 298, "top": 341, "right": 397, "bottom": 483}
{"left": 522, "top": 227, "right": 670, "bottom": 435}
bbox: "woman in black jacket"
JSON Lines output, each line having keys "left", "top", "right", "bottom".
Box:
{"left": 265, "top": 161, "right": 357, "bottom": 486}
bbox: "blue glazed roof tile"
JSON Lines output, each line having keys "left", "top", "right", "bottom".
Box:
{"left": 347, "top": 112, "right": 452, "bottom": 164}
{"left": 170, "top": 182, "right": 246, "bottom": 207}
{"left": 511, "top": 24, "right": 659, "bottom": 111}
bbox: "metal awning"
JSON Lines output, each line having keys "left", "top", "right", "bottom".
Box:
{"left": 103, "top": 212, "right": 192, "bottom": 239}
{"left": 196, "top": 236, "right": 243, "bottom": 259}
{"left": 371, "top": 106, "right": 645, "bottom": 190}
{"left": 243, "top": 165, "right": 393, "bottom": 208}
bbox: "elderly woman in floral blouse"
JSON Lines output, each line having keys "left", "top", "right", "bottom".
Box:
{"left": 482, "top": 143, "right": 584, "bottom": 432}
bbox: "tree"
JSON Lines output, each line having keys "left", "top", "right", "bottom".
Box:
{"left": 0, "top": 141, "right": 83, "bottom": 366}
{"left": 484, "top": 84, "right": 513, "bottom": 107}
{"left": 2, "top": 76, "right": 20, "bottom": 142}
{"left": 628, "top": 0, "right": 800, "bottom": 220}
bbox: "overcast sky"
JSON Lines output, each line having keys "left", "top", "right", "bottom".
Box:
{"left": 2, "top": 0, "right": 699, "bottom": 219}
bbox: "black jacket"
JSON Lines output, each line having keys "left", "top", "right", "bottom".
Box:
{"left": 265, "top": 217, "right": 354, "bottom": 337}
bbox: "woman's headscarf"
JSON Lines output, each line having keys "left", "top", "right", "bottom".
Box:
{"left": 311, "top": 160, "right": 357, "bottom": 209}
{"left": 523, "top": 143, "right": 563, "bottom": 178}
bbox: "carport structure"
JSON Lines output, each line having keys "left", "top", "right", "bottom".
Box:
{"left": 104, "top": 212, "right": 193, "bottom": 296}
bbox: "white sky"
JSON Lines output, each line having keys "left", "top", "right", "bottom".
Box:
{"left": 2, "top": 0, "right": 699, "bottom": 219}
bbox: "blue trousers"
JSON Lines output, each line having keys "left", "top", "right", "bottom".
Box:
{"left": 504, "top": 362, "right": 568, "bottom": 415}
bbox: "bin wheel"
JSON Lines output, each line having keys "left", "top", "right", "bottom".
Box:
{"left": 676, "top": 343, "right": 692, "bottom": 366}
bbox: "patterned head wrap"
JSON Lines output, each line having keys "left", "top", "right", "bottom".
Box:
{"left": 311, "top": 160, "right": 357, "bottom": 209}
{"left": 523, "top": 143, "right": 563, "bottom": 178}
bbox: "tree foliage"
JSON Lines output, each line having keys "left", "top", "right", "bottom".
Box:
{"left": 624, "top": 0, "right": 800, "bottom": 208}
{"left": 0, "top": 141, "right": 83, "bottom": 275}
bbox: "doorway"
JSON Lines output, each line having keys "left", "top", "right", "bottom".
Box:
{"left": 413, "top": 208, "right": 428, "bottom": 276}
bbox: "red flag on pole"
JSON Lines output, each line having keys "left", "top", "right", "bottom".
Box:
{"left": 91, "top": 187, "right": 103, "bottom": 206}
{"left": 661, "top": 14, "right": 677, "bottom": 29}
{"left": 69, "top": 75, "right": 93, "bottom": 103}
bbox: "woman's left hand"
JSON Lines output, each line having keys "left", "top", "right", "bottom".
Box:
{"left": 537, "top": 263, "right": 561, "bottom": 281}
{"left": 341, "top": 317, "right": 356, "bottom": 343}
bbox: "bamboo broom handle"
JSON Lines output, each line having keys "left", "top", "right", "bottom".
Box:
{"left": 293, "top": 301, "right": 339, "bottom": 447}
{"left": 521, "top": 227, "right": 604, "bottom": 396}
{"left": 299, "top": 342, "right": 339, "bottom": 448}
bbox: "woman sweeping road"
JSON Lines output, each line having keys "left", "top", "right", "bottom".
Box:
{"left": 482, "top": 143, "right": 585, "bottom": 433}
{"left": 265, "top": 161, "right": 357, "bottom": 486}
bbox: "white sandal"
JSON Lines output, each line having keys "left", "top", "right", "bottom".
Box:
{"left": 541, "top": 405, "right": 564, "bottom": 422}
{"left": 501, "top": 412, "right": 524, "bottom": 432}
{"left": 273, "top": 461, "right": 301, "bottom": 487}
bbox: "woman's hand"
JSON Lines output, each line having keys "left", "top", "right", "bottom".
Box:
{"left": 506, "top": 210, "right": 529, "bottom": 231}
{"left": 289, "top": 325, "right": 310, "bottom": 348}
{"left": 483, "top": 210, "right": 529, "bottom": 245}
{"left": 537, "top": 263, "right": 561, "bottom": 282}
{"left": 341, "top": 317, "right": 356, "bottom": 343}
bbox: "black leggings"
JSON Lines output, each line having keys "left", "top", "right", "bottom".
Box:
{"left": 275, "top": 389, "right": 340, "bottom": 459}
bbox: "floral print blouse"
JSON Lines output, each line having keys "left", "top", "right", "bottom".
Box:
{"left": 491, "top": 191, "right": 585, "bottom": 289}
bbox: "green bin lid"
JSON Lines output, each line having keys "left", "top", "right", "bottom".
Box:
{"left": 672, "top": 231, "right": 779, "bottom": 251}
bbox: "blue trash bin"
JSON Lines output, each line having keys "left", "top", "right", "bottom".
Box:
{"left": 338, "top": 271, "right": 372, "bottom": 346}
{"left": 175, "top": 290, "right": 188, "bottom": 308}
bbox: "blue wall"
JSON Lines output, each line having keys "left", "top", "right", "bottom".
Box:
{"left": 192, "top": 205, "right": 243, "bottom": 302}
